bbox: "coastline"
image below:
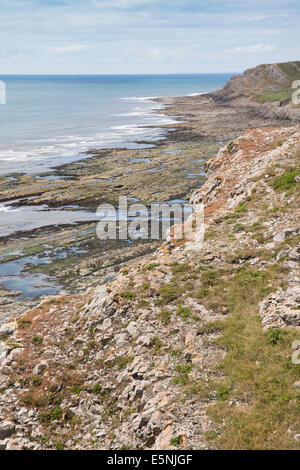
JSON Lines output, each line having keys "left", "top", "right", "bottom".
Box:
{"left": 0, "top": 93, "right": 222, "bottom": 320}
{"left": 0, "top": 61, "right": 299, "bottom": 448}
{"left": 0, "top": 121, "right": 299, "bottom": 450}
{"left": 0, "top": 82, "right": 298, "bottom": 320}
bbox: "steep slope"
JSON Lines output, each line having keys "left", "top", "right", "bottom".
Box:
{"left": 0, "top": 125, "right": 299, "bottom": 450}
{"left": 211, "top": 61, "right": 300, "bottom": 122}
{"left": 213, "top": 61, "right": 300, "bottom": 102}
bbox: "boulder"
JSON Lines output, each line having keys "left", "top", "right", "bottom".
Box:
{"left": 0, "top": 421, "right": 15, "bottom": 440}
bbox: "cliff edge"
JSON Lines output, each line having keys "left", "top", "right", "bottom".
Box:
{"left": 211, "top": 61, "right": 300, "bottom": 121}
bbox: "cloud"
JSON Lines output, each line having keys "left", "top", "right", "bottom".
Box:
{"left": 5, "top": 52, "right": 28, "bottom": 63}
{"left": 0, "top": 0, "right": 298, "bottom": 73}
{"left": 46, "top": 43, "right": 88, "bottom": 54}
{"left": 228, "top": 43, "right": 277, "bottom": 54}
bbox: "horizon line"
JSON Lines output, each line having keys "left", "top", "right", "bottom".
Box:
{"left": 0, "top": 72, "right": 239, "bottom": 76}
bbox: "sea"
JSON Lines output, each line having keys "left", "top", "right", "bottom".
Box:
{"left": 0, "top": 74, "right": 230, "bottom": 176}
{"left": 0, "top": 74, "right": 231, "bottom": 303}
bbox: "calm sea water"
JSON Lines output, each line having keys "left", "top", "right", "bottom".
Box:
{"left": 0, "top": 74, "right": 230, "bottom": 175}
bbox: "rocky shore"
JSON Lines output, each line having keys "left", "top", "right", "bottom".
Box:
{"left": 0, "top": 62, "right": 299, "bottom": 450}
{"left": 0, "top": 122, "right": 299, "bottom": 450}
{"left": 1, "top": 62, "right": 299, "bottom": 320}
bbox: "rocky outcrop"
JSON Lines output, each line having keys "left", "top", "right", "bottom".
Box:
{"left": 212, "top": 61, "right": 300, "bottom": 101}
{"left": 259, "top": 286, "right": 300, "bottom": 331}
{"left": 210, "top": 61, "right": 300, "bottom": 122}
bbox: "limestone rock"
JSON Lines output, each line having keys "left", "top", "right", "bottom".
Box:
{"left": 32, "top": 361, "right": 47, "bottom": 375}
{"left": 259, "top": 286, "right": 300, "bottom": 330}
{"left": 0, "top": 421, "right": 15, "bottom": 440}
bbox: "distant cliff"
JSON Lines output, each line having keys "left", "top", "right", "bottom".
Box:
{"left": 211, "top": 61, "right": 300, "bottom": 121}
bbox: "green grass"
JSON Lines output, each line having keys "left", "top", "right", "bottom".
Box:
{"left": 199, "top": 264, "right": 300, "bottom": 449}
{"left": 120, "top": 290, "right": 136, "bottom": 300}
{"left": 158, "top": 309, "right": 172, "bottom": 324}
{"left": 157, "top": 283, "right": 182, "bottom": 305}
{"left": 70, "top": 384, "right": 84, "bottom": 394}
{"left": 170, "top": 436, "right": 181, "bottom": 446}
{"left": 151, "top": 336, "right": 164, "bottom": 352}
{"left": 115, "top": 356, "right": 134, "bottom": 370}
{"left": 171, "top": 364, "right": 193, "bottom": 386}
{"left": 277, "top": 62, "right": 300, "bottom": 81}
{"left": 234, "top": 201, "right": 248, "bottom": 214}
{"left": 38, "top": 406, "right": 63, "bottom": 425}
{"left": 217, "top": 385, "right": 231, "bottom": 401}
{"left": 171, "top": 263, "right": 190, "bottom": 273}
{"left": 273, "top": 170, "right": 299, "bottom": 191}
{"left": 176, "top": 304, "right": 191, "bottom": 319}
{"left": 143, "top": 263, "right": 159, "bottom": 271}
{"left": 255, "top": 90, "right": 292, "bottom": 102}
{"left": 204, "top": 430, "right": 219, "bottom": 440}
{"left": 265, "top": 328, "right": 284, "bottom": 345}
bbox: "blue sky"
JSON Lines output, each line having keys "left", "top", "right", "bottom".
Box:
{"left": 0, "top": 0, "right": 299, "bottom": 74}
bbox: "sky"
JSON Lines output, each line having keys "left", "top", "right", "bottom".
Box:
{"left": 0, "top": 0, "right": 299, "bottom": 74}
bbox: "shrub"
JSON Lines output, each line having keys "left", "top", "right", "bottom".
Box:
{"left": 143, "top": 263, "right": 158, "bottom": 271}
{"left": 121, "top": 290, "right": 136, "bottom": 300}
{"left": 17, "top": 317, "right": 32, "bottom": 329}
{"left": 31, "top": 336, "right": 43, "bottom": 347}
{"left": 170, "top": 436, "right": 181, "bottom": 446}
{"left": 158, "top": 284, "right": 180, "bottom": 304}
{"left": 217, "top": 385, "right": 230, "bottom": 401}
{"left": 265, "top": 328, "right": 283, "bottom": 345}
{"left": 177, "top": 304, "right": 191, "bottom": 319}
{"left": 38, "top": 406, "right": 63, "bottom": 425}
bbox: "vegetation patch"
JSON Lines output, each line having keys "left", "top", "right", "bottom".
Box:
{"left": 31, "top": 336, "right": 43, "bottom": 347}
{"left": 143, "top": 263, "right": 159, "bottom": 271}
{"left": 273, "top": 170, "right": 299, "bottom": 191}
{"left": 203, "top": 264, "right": 300, "bottom": 449}
{"left": 38, "top": 406, "right": 63, "bottom": 425}
{"left": 171, "top": 364, "right": 193, "bottom": 386}
{"left": 176, "top": 304, "right": 191, "bottom": 319}
{"left": 156, "top": 283, "right": 182, "bottom": 305}
{"left": 255, "top": 91, "right": 292, "bottom": 102}
{"left": 158, "top": 309, "right": 172, "bottom": 324}
{"left": 120, "top": 290, "right": 136, "bottom": 300}
{"left": 17, "top": 317, "right": 32, "bottom": 329}
{"left": 170, "top": 436, "right": 182, "bottom": 446}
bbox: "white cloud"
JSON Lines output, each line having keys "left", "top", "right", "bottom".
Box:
{"left": 5, "top": 52, "right": 27, "bottom": 62}
{"left": 0, "top": 1, "right": 298, "bottom": 73}
{"left": 46, "top": 43, "right": 88, "bottom": 54}
{"left": 228, "top": 43, "right": 277, "bottom": 54}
